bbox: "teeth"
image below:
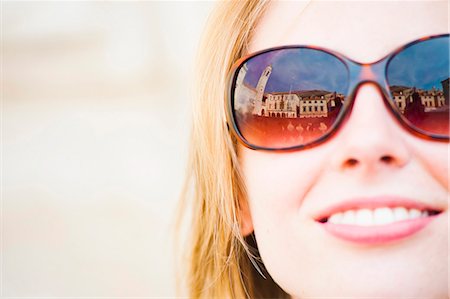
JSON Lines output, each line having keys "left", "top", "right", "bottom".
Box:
{"left": 393, "top": 207, "right": 409, "bottom": 222}
{"left": 355, "top": 209, "right": 373, "bottom": 226}
{"left": 341, "top": 210, "right": 356, "bottom": 225}
{"left": 328, "top": 212, "right": 343, "bottom": 224}
{"left": 326, "top": 207, "right": 431, "bottom": 226}
{"left": 409, "top": 208, "right": 422, "bottom": 219}
{"left": 373, "top": 208, "right": 394, "bottom": 225}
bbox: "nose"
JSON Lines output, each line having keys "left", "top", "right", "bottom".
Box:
{"left": 329, "top": 83, "right": 411, "bottom": 173}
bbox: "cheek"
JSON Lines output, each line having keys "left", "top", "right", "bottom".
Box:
{"left": 239, "top": 146, "right": 325, "bottom": 221}
{"left": 239, "top": 146, "right": 328, "bottom": 293}
{"left": 408, "top": 138, "right": 449, "bottom": 191}
{"left": 238, "top": 145, "right": 328, "bottom": 248}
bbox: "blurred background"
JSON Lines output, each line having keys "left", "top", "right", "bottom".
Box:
{"left": 2, "top": 1, "right": 215, "bottom": 297}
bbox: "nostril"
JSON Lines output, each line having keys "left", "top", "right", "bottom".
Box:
{"left": 380, "top": 155, "right": 393, "bottom": 163}
{"left": 345, "top": 158, "right": 358, "bottom": 167}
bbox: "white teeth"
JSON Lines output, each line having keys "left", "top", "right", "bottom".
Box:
{"left": 341, "top": 210, "right": 356, "bottom": 225}
{"left": 409, "top": 208, "right": 422, "bottom": 219}
{"left": 355, "top": 209, "right": 373, "bottom": 226}
{"left": 373, "top": 208, "right": 394, "bottom": 225}
{"left": 393, "top": 207, "right": 409, "bottom": 222}
{"left": 328, "top": 212, "right": 344, "bottom": 224}
{"left": 325, "top": 207, "right": 431, "bottom": 226}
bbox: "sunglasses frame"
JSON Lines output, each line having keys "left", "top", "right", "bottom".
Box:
{"left": 226, "top": 33, "right": 450, "bottom": 151}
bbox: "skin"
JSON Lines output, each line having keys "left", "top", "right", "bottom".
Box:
{"left": 239, "top": 1, "right": 449, "bottom": 298}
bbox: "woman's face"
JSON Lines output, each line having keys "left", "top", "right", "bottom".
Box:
{"left": 239, "top": 1, "right": 449, "bottom": 298}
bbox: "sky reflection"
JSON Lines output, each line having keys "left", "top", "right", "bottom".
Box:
{"left": 243, "top": 48, "right": 348, "bottom": 94}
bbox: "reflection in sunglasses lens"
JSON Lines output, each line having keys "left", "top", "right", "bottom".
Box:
{"left": 233, "top": 48, "right": 349, "bottom": 149}
{"left": 387, "top": 36, "right": 449, "bottom": 137}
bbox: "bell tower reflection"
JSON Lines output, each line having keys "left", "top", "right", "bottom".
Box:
{"left": 253, "top": 65, "right": 272, "bottom": 116}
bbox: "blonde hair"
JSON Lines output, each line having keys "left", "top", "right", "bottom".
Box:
{"left": 178, "top": 1, "right": 289, "bottom": 298}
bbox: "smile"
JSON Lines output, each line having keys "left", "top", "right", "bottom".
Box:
{"left": 314, "top": 197, "right": 445, "bottom": 245}
{"left": 319, "top": 207, "right": 441, "bottom": 226}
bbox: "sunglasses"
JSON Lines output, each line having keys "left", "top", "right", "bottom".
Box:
{"left": 227, "top": 34, "right": 449, "bottom": 151}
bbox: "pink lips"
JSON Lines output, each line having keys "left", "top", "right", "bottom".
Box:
{"left": 315, "top": 196, "right": 443, "bottom": 245}
{"left": 321, "top": 215, "right": 437, "bottom": 245}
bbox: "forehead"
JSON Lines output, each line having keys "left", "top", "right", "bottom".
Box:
{"left": 249, "top": 1, "right": 448, "bottom": 63}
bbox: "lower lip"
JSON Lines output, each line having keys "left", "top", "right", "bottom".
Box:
{"left": 319, "top": 214, "right": 439, "bottom": 245}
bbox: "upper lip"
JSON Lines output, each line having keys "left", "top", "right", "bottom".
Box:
{"left": 313, "top": 196, "right": 445, "bottom": 222}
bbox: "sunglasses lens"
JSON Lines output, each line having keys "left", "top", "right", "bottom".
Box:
{"left": 232, "top": 48, "right": 349, "bottom": 149}
{"left": 387, "top": 36, "right": 449, "bottom": 137}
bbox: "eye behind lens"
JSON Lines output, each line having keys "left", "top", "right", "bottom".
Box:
{"left": 232, "top": 47, "right": 350, "bottom": 149}
{"left": 386, "top": 35, "right": 449, "bottom": 138}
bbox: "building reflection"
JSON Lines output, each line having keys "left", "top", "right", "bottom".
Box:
{"left": 391, "top": 81, "right": 448, "bottom": 114}
{"left": 235, "top": 65, "right": 450, "bottom": 120}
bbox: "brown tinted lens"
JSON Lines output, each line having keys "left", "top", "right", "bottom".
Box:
{"left": 387, "top": 36, "right": 449, "bottom": 137}
{"left": 233, "top": 48, "right": 349, "bottom": 149}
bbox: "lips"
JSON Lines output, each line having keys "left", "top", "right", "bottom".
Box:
{"left": 314, "top": 196, "right": 445, "bottom": 245}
